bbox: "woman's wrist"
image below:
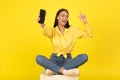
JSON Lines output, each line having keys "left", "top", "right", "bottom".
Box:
{"left": 83, "top": 21, "right": 88, "bottom": 24}
{"left": 41, "top": 24, "right": 45, "bottom": 28}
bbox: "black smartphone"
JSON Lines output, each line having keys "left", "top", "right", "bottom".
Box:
{"left": 38, "top": 9, "right": 46, "bottom": 24}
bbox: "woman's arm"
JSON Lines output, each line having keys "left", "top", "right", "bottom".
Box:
{"left": 78, "top": 12, "right": 93, "bottom": 38}
{"left": 37, "top": 17, "right": 53, "bottom": 38}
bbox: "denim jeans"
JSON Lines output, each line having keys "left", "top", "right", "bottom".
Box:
{"left": 36, "top": 53, "right": 88, "bottom": 73}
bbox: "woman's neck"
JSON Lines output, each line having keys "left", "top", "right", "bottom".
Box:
{"left": 58, "top": 25, "right": 65, "bottom": 34}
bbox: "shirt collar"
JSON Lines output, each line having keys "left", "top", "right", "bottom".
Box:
{"left": 55, "top": 26, "right": 69, "bottom": 35}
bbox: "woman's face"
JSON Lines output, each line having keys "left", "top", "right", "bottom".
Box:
{"left": 57, "top": 11, "right": 68, "bottom": 26}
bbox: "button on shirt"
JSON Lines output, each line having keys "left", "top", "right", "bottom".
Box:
{"left": 42, "top": 24, "right": 93, "bottom": 58}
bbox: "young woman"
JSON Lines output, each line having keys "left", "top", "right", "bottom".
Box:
{"left": 36, "top": 8, "right": 93, "bottom": 76}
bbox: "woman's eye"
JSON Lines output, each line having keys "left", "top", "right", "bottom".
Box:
{"left": 61, "top": 15, "right": 65, "bottom": 17}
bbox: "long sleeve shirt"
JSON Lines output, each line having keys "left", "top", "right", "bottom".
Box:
{"left": 42, "top": 24, "right": 93, "bottom": 58}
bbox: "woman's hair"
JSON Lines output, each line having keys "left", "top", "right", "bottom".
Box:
{"left": 53, "top": 8, "right": 70, "bottom": 28}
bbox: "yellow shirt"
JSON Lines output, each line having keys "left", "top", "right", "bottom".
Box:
{"left": 43, "top": 24, "right": 93, "bottom": 58}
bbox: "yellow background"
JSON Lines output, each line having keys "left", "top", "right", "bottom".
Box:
{"left": 0, "top": 0, "right": 120, "bottom": 80}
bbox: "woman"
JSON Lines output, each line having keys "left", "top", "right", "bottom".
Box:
{"left": 36, "top": 8, "right": 93, "bottom": 76}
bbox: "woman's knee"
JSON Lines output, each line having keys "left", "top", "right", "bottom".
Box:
{"left": 78, "top": 53, "right": 88, "bottom": 62}
{"left": 36, "top": 55, "right": 46, "bottom": 64}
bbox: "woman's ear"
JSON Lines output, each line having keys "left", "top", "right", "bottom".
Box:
{"left": 57, "top": 16, "right": 59, "bottom": 20}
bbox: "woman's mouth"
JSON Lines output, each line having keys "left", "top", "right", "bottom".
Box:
{"left": 62, "top": 20, "right": 67, "bottom": 23}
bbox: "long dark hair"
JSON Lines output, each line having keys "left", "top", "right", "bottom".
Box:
{"left": 53, "top": 8, "right": 70, "bottom": 28}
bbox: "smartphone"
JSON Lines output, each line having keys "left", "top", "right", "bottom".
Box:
{"left": 38, "top": 9, "right": 46, "bottom": 23}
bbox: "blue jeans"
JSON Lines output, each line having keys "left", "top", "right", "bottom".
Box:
{"left": 36, "top": 53, "right": 88, "bottom": 73}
